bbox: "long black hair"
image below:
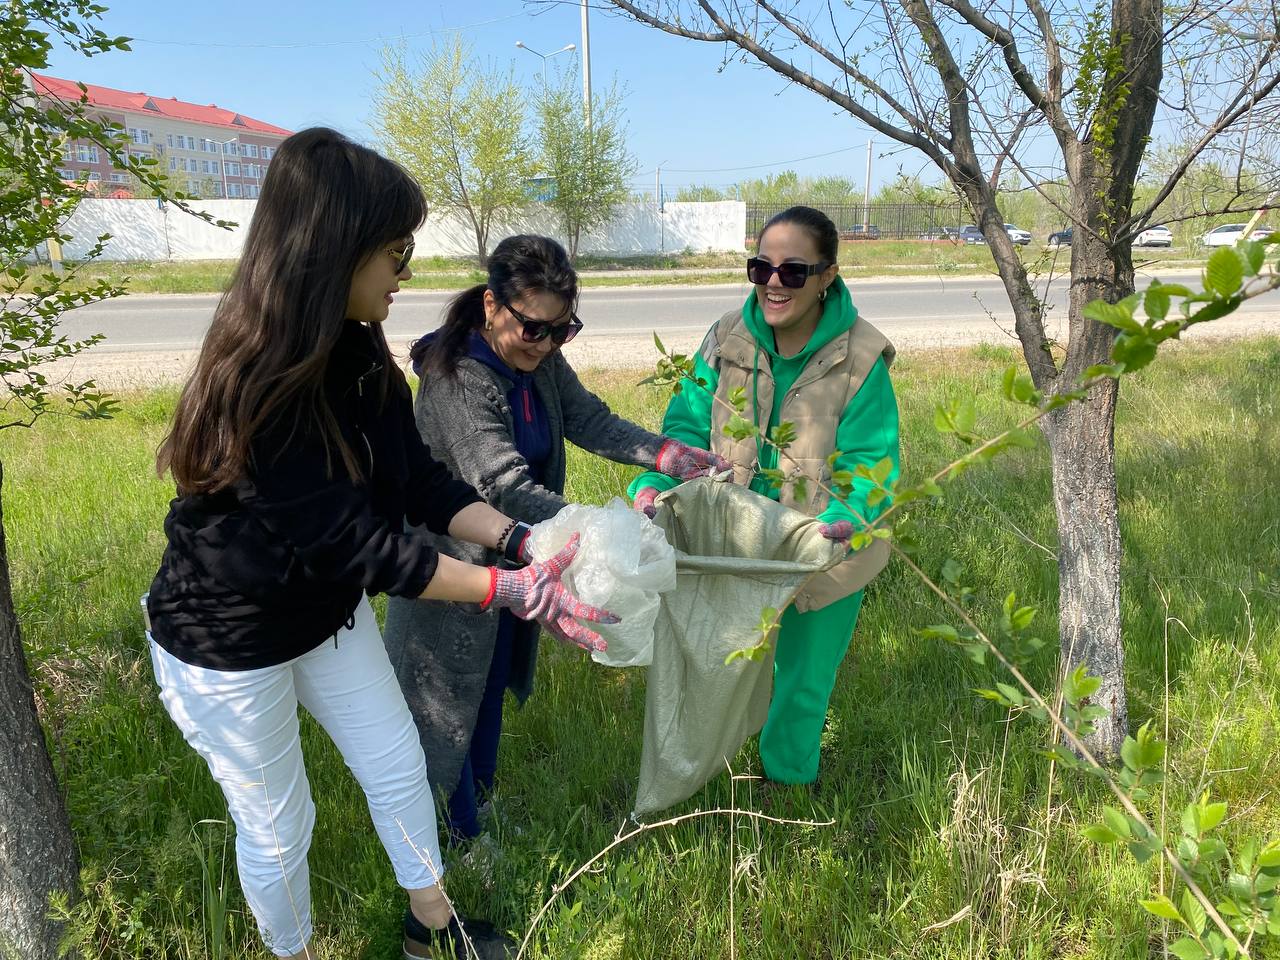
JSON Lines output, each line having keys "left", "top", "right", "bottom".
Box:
{"left": 757, "top": 205, "right": 840, "bottom": 264}
{"left": 411, "top": 234, "right": 578, "bottom": 376}
{"left": 158, "top": 127, "right": 427, "bottom": 493}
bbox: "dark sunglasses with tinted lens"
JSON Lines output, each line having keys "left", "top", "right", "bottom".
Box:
{"left": 386, "top": 239, "right": 415, "bottom": 274}
{"left": 503, "top": 301, "right": 584, "bottom": 345}
{"left": 746, "top": 257, "right": 831, "bottom": 288}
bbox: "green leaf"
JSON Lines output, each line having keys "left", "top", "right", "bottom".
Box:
{"left": 1240, "top": 240, "right": 1266, "bottom": 276}
{"left": 1205, "top": 246, "right": 1245, "bottom": 296}
{"left": 652, "top": 332, "right": 666, "bottom": 355}
{"left": 1256, "top": 843, "right": 1280, "bottom": 868}
{"left": 1101, "top": 806, "right": 1132, "bottom": 839}
{"left": 871, "top": 456, "right": 894, "bottom": 485}
{"left": 995, "top": 682, "right": 1025, "bottom": 707}
{"left": 1188, "top": 295, "right": 1242, "bottom": 325}
{"left": 1199, "top": 800, "right": 1227, "bottom": 833}
{"left": 1082, "top": 298, "right": 1142, "bottom": 332}
{"left": 1143, "top": 283, "right": 1171, "bottom": 322}
{"left": 1083, "top": 825, "right": 1121, "bottom": 844}
{"left": 1168, "top": 937, "right": 1209, "bottom": 960}
{"left": 1111, "top": 333, "right": 1158, "bottom": 372}
{"left": 1181, "top": 890, "right": 1207, "bottom": 936}
{"left": 916, "top": 624, "right": 959, "bottom": 642}
{"left": 1139, "top": 894, "right": 1182, "bottom": 921}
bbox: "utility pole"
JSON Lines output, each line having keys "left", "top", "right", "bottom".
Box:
{"left": 862, "top": 138, "right": 873, "bottom": 231}
{"left": 581, "top": 0, "right": 593, "bottom": 127}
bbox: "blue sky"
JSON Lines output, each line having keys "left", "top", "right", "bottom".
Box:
{"left": 44, "top": 0, "right": 920, "bottom": 197}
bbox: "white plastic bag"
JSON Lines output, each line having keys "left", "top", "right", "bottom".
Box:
{"left": 526, "top": 498, "right": 677, "bottom": 667}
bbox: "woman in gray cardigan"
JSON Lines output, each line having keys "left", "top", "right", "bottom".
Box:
{"left": 383, "top": 234, "right": 729, "bottom": 842}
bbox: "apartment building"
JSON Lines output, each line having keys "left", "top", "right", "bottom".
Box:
{"left": 31, "top": 73, "right": 292, "bottom": 199}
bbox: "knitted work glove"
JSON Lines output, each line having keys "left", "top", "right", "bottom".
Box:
{"left": 485, "top": 534, "right": 616, "bottom": 652}
{"left": 631, "top": 486, "right": 660, "bottom": 519}
{"left": 655, "top": 438, "right": 733, "bottom": 481}
{"left": 818, "top": 520, "right": 854, "bottom": 545}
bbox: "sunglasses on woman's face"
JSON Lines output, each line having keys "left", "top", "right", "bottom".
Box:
{"left": 746, "top": 257, "right": 831, "bottom": 289}
{"left": 503, "top": 301, "right": 584, "bottom": 345}
{"left": 386, "top": 240, "right": 415, "bottom": 275}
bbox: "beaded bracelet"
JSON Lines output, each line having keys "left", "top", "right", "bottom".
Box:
{"left": 495, "top": 518, "right": 519, "bottom": 553}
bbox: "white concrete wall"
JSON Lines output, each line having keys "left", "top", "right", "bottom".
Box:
{"left": 59, "top": 199, "right": 746, "bottom": 261}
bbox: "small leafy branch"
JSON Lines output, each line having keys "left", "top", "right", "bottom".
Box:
{"left": 644, "top": 235, "right": 1280, "bottom": 956}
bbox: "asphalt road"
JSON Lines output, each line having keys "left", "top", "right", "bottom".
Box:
{"left": 57, "top": 270, "right": 1280, "bottom": 357}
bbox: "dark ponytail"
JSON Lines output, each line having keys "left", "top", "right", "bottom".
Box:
{"left": 757, "top": 205, "right": 840, "bottom": 264}
{"left": 411, "top": 234, "right": 579, "bottom": 376}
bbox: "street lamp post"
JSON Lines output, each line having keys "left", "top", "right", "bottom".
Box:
{"left": 514, "top": 40, "right": 576, "bottom": 88}
{"left": 208, "top": 136, "right": 238, "bottom": 199}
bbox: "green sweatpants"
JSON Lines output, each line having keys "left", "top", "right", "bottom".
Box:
{"left": 758, "top": 589, "right": 865, "bottom": 783}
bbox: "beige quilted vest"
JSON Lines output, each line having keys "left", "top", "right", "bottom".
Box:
{"left": 703, "top": 309, "right": 896, "bottom": 612}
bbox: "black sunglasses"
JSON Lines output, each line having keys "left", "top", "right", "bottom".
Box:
{"left": 503, "top": 301, "right": 584, "bottom": 345}
{"left": 746, "top": 257, "right": 831, "bottom": 289}
{"left": 386, "top": 239, "right": 415, "bottom": 274}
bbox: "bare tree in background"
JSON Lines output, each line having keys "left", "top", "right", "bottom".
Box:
{"left": 603, "top": 0, "right": 1280, "bottom": 758}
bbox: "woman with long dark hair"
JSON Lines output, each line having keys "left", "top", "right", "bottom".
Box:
{"left": 384, "top": 234, "right": 729, "bottom": 844}
{"left": 629, "top": 205, "right": 900, "bottom": 787}
{"left": 146, "top": 129, "right": 610, "bottom": 960}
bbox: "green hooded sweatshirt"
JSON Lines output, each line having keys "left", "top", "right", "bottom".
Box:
{"left": 629, "top": 276, "right": 900, "bottom": 528}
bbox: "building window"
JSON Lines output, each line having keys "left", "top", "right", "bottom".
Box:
{"left": 169, "top": 156, "right": 177, "bottom": 171}
{"left": 61, "top": 143, "right": 73, "bottom": 161}
{"left": 225, "top": 161, "right": 240, "bottom": 176}
{"left": 223, "top": 141, "right": 236, "bottom": 154}
{"left": 109, "top": 172, "right": 127, "bottom": 183}
{"left": 87, "top": 171, "right": 101, "bottom": 180}
{"left": 247, "top": 184, "right": 260, "bottom": 199}
{"left": 167, "top": 133, "right": 174, "bottom": 147}
{"left": 210, "top": 182, "right": 223, "bottom": 198}
{"left": 58, "top": 169, "right": 75, "bottom": 180}
{"left": 228, "top": 183, "right": 242, "bottom": 198}
{"left": 211, "top": 161, "right": 220, "bottom": 175}
{"left": 262, "top": 147, "right": 273, "bottom": 161}
{"left": 247, "top": 143, "right": 259, "bottom": 158}
{"left": 128, "top": 127, "right": 150, "bottom": 144}
{"left": 75, "top": 144, "right": 100, "bottom": 163}
{"left": 130, "top": 150, "right": 149, "bottom": 163}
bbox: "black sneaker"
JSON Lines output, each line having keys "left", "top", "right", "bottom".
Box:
{"left": 402, "top": 910, "right": 514, "bottom": 960}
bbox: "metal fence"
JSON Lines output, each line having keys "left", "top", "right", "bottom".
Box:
{"left": 745, "top": 202, "right": 970, "bottom": 240}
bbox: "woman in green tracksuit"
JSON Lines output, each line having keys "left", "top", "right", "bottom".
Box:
{"left": 629, "top": 205, "right": 900, "bottom": 784}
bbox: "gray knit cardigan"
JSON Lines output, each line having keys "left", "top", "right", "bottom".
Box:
{"left": 382, "top": 349, "right": 666, "bottom": 794}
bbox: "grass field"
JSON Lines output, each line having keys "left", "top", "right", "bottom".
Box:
{"left": 37, "top": 241, "right": 1213, "bottom": 296}
{"left": 4, "top": 339, "right": 1279, "bottom": 958}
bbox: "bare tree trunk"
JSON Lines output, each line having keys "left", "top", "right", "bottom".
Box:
{"left": 1044, "top": 383, "right": 1127, "bottom": 758}
{"left": 0, "top": 462, "right": 78, "bottom": 960}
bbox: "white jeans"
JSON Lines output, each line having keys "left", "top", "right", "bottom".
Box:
{"left": 148, "top": 597, "right": 443, "bottom": 957}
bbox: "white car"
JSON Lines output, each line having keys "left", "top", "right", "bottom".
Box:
{"left": 1201, "top": 224, "right": 1249, "bottom": 247}
{"left": 1004, "top": 223, "right": 1032, "bottom": 245}
{"left": 1134, "top": 225, "right": 1173, "bottom": 247}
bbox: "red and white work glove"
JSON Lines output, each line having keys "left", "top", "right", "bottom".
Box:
{"left": 631, "top": 486, "right": 660, "bottom": 519}
{"left": 482, "top": 534, "right": 615, "bottom": 653}
{"left": 818, "top": 520, "right": 854, "bottom": 545}
{"left": 654, "top": 438, "right": 733, "bottom": 481}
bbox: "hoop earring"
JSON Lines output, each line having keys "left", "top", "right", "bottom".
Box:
{"left": 484, "top": 318, "right": 494, "bottom": 331}
{"left": 819, "top": 286, "right": 828, "bottom": 302}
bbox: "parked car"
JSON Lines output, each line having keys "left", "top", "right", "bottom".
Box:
{"left": 918, "top": 226, "right": 960, "bottom": 242}
{"left": 1004, "top": 223, "right": 1032, "bottom": 245}
{"left": 840, "top": 224, "right": 881, "bottom": 240}
{"left": 1047, "top": 226, "right": 1072, "bottom": 247}
{"left": 1201, "top": 224, "right": 1249, "bottom": 247}
{"left": 1250, "top": 227, "right": 1276, "bottom": 242}
{"left": 1134, "top": 224, "right": 1173, "bottom": 247}
{"left": 959, "top": 225, "right": 986, "bottom": 245}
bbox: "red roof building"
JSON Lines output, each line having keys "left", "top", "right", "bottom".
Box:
{"left": 30, "top": 72, "right": 292, "bottom": 199}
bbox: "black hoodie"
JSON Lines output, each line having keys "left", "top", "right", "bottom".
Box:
{"left": 146, "top": 321, "right": 482, "bottom": 670}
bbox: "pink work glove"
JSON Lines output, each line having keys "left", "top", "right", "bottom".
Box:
{"left": 485, "top": 534, "right": 615, "bottom": 652}
{"left": 655, "top": 438, "right": 733, "bottom": 481}
{"left": 818, "top": 520, "right": 854, "bottom": 545}
{"left": 631, "top": 486, "right": 660, "bottom": 519}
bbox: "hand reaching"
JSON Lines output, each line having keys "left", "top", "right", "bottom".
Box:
{"left": 655, "top": 439, "right": 733, "bottom": 481}
{"left": 631, "top": 486, "right": 660, "bottom": 519}
{"left": 818, "top": 520, "right": 854, "bottom": 546}
{"left": 487, "top": 534, "right": 616, "bottom": 652}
